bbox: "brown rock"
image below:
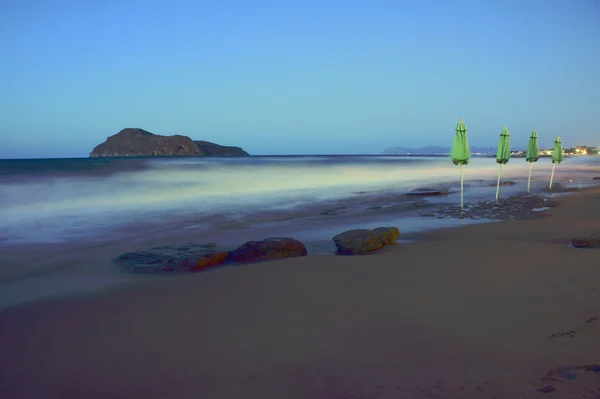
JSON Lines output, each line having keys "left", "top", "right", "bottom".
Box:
{"left": 193, "top": 252, "right": 229, "bottom": 270}
{"left": 227, "top": 237, "right": 307, "bottom": 263}
{"left": 373, "top": 227, "right": 401, "bottom": 245}
{"left": 333, "top": 226, "right": 400, "bottom": 255}
{"left": 593, "top": 176, "right": 600, "bottom": 180}
{"left": 115, "top": 243, "right": 228, "bottom": 273}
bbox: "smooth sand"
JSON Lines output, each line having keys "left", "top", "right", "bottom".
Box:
{"left": 1, "top": 189, "right": 599, "bottom": 399}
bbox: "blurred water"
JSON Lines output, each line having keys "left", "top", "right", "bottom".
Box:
{"left": 0, "top": 155, "right": 598, "bottom": 244}
{"left": 0, "top": 155, "right": 597, "bottom": 308}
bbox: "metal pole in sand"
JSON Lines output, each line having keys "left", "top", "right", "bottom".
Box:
{"left": 460, "top": 164, "right": 464, "bottom": 209}
{"left": 495, "top": 164, "right": 503, "bottom": 201}
{"left": 527, "top": 162, "right": 533, "bottom": 193}
{"left": 549, "top": 163, "right": 556, "bottom": 189}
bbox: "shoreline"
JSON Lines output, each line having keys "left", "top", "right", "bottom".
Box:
{"left": 0, "top": 187, "right": 599, "bottom": 397}
{"left": 1, "top": 183, "right": 598, "bottom": 310}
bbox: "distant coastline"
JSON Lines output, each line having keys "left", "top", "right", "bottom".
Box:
{"left": 382, "top": 144, "right": 600, "bottom": 157}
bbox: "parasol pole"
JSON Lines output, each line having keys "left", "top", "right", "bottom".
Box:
{"left": 495, "top": 164, "right": 503, "bottom": 200}
{"left": 460, "top": 164, "right": 464, "bottom": 209}
{"left": 527, "top": 162, "right": 533, "bottom": 193}
{"left": 549, "top": 163, "right": 556, "bottom": 189}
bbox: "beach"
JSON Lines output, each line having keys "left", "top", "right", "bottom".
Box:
{"left": 1, "top": 184, "right": 599, "bottom": 398}
{"left": 3, "top": 0, "right": 599, "bottom": 396}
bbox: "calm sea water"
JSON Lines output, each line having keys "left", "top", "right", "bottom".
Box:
{"left": 1, "top": 155, "right": 599, "bottom": 245}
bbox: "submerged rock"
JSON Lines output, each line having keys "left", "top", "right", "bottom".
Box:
{"left": 407, "top": 188, "right": 449, "bottom": 196}
{"left": 115, "top": 243, "right": 228, "bottom": 273}
{"left": 333, "top": 227, "right": 400, "bottom": 255}
{"left": 572, "top": 234, "right": 600, "bottom": 248}
{"left": 227, "top": 237, "right": 307, "bottom": 263}
{"left": 487, "top": 181, "right": 516, "bottom": 186}
{"left": 593, "top": 176, "right": 600, "bottom": 181}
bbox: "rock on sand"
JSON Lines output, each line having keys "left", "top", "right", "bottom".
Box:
{"left": 333, "top": 227, "right": 400, "bottom": 255}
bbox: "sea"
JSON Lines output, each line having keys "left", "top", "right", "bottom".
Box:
{"left": 1, "top": 155, "right": 599, "bottom": 308}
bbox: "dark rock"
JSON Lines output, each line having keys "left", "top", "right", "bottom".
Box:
{"left": 593, "top": 177, "right": 600, "bottom": 180}
{"left": 193, "top": 140, "right": 249, "bottom": 156}
{"left": 572, "top": 234, "right": 600, "bottom": 248}
{"left": 227, "top": 237, "right": 307, "bottom": 263}
{"left": 90, "top": 128, "right": 249, "bottom": 157}
{"left": 333, "top": 227, "right": 400, "bottom": 255}
{"left": 407, "top": 188, "right": 449, "bottom": 196}
{"left": 487, "top": 181, "right": 516, "bottom": 186}
{"left": 115, "top": 243, "right": 228, "bottom": 273}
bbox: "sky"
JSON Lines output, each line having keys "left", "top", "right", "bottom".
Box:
{"left": 1, "top": 0, "right": 599, "bottom": 158}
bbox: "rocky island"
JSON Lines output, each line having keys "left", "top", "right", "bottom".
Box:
{"left": 193, "top": 140, "right": 249, "bottom": 157}
{"left": 89, "top": 128, "right": 249, "bottom": 157}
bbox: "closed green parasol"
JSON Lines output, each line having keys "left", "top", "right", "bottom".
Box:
{"left": 525, "top": 130, "right": 540, "bottom": 193}
{"left": 549, "top": 136, "right": 564, "bottom": 189}
{"left": 451, "top": 118, "right": 471, "bottom": 209}
{"left": 495, "top": 126, "right": 511, "bottom": 200}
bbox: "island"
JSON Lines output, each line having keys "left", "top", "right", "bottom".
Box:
{"left": 89, "top": 128, "right": 249, "bottom": 157}
{"left": 193, "top": 140, "right": 249, "bottom": 157}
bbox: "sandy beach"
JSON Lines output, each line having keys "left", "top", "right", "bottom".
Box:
{"left": 3, "top": 0, "right": 599, "bottom": 396}
{"left": 1, "top": 187, "right": 599, "bottom": 398}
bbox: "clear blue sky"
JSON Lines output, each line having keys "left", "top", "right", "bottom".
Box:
{"left": 1, "top": 0, "right": 599, "bottom": 158}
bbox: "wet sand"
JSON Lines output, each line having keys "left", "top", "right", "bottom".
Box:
{"left": 1, "top": 187, "right": 599, "bottom": 398}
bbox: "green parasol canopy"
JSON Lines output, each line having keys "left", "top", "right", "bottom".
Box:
{"left": 526, "top": 130, "right": 540, "bottom": 163}
{"left": 451, "top": 118, "right": 471, "bottom": 166}
{"left": 496, "top": 126, "right": 511, "bottom": 164}
{"left": 552, "top": 136, "right": 564, "bottom": 164}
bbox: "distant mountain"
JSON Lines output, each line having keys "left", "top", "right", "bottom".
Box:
{"left": 382, "top": 145, "right": 497, "bottom": 155}
{"left": 89, "top": 128, "right": 249, "bottom": 157}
